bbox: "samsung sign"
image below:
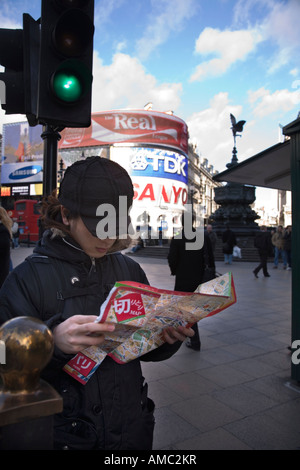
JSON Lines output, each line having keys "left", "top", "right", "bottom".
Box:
{"left": 9, "top": 165, "right": 42, "bottom": 180}
{"left": 128, "top": 148, "right": 188, "bottom": 184}
{"left": 1, "top": 162, "right": 43, "bottom": 184}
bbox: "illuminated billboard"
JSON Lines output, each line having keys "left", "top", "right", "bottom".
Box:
{"left": 111, "top": 146, "right": 188, "bottom": 238}
{"left": 59, "top": 110, "right": 188, "bottom": 156}
{"left": 1, "top": 122, "right": 44, "bottom": 185}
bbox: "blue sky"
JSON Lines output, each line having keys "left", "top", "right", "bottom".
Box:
{"left": 1, "top": 0, "right": 300, "bottom": 202}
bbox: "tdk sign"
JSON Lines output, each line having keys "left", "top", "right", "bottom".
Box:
{"left": 130, "top": 148, "right": 188, "bottom": 184}
{"left": 9, "top": 165, "right": 42, "bottom": 180}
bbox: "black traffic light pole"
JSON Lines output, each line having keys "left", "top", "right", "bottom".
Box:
{"left": 0, "top": 1, "right": 94, "bottom": 198}
{"left": 37, "top": 0, "right": 94, "bottom": 197}
{"left": 41, "top": 125, "right": 61, "bottom": 197}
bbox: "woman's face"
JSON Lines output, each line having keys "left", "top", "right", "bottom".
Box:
{"left": 61, "top": 208, "right": 116, "bottom": 258}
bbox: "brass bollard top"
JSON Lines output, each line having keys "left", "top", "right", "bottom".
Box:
{"left": 0, "top": 317, "right": 54, "bottom": 393}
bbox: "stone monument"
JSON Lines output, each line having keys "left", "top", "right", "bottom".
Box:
{"left": 210, "top": 113, "right": 259, "bottom": 236}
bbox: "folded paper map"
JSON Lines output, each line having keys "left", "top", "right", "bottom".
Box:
{"left": 64, "top": 272, "right": 236, "bottom": 384}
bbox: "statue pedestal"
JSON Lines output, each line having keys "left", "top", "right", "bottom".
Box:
{"left": 211, "top": 182, "right": 259, "bottom": 236}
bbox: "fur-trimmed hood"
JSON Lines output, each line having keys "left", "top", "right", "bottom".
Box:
{"left": 34, "top": 228, "right": 132, "bottom": 266}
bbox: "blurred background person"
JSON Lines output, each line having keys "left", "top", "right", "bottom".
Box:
{"left": 271, "top": 225, "right": 286, "bottom": 269}
{"left": 11, "top": 218, "right": 20, "bottom": 249}
{"left": 253, "top": 225, "right": 273, "bottom": 278}
{"left": 283, "top": 225, "right": 292, "bottom": 271}
{"left": 222, "top": 224, "right": 237, "bottom": 265}
{"left": 206, "top": 224, "right": 217, "bottom": 254}
{"left": 168, "top": 218, "right": 215, "bottom": 351}
{"left": 0, "top": 207, "right": 12, "bottom": 287}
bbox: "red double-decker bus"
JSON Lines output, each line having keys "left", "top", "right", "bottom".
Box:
{"left": 8, "top": 199, "right": 41, "bottom": 243}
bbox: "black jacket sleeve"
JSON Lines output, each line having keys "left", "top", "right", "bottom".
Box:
{"left": 0, "top": 264, "right": 41, "bottom": 324}
{"left": 0, "top": 262, "right": 74, "bottom": 369}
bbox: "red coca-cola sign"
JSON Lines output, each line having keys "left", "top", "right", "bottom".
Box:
{"left": 59, "top": 110, "right": 188, "bottom": 155}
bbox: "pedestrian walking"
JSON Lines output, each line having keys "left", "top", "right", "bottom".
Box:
{"left": 0, "top": 156, "right": 194, "bottom": 450}
{"left": 11, "top": 218, "right": 20, "bottom": 248}
{"left": 283, "top": 225, "right": 292, "bottom": 270}
{"left": 206, "top": 224, "right": 218, "bottom": 253}
{"left": 271, "top": 225, "right": 287, "bottom": 269}
{"left": 253, "top": 225, "right": 273, "bottom": 278}
{"left": 222, "top": 224, "right": 237, "bottom": 265}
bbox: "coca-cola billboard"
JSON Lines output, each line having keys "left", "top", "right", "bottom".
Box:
{"left": 58, "top": 110, "right": 189, "bottom": 155}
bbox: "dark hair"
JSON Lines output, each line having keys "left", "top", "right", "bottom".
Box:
{"left": 40, "top": 190, "right": 78, "bottom": 235}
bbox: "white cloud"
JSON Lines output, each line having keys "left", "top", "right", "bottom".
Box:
{"left": 263, "top": 0, "right": 300, "bottom": 73}
{"left": 290, "top": 68, "right": 299, "bottom": 77}
{"left": 248, "top": 87, "right": 300, "bottom": 117}
{"left": 190, "top": 27, "right": 263, "bottom": 81}
{"left": 94, "top": 0, "right": 125, "bottom": 28}
{"left": 91, "top": 51, "right": 182, "bottom": 112}
{"left": 0, "top": 0, "right": 27, "bottom": 28}
{"left": 135, "top": 0, "right": 197, "bottom": 60}
{"left": 262, "top": 0, "right": 300, "bottom": 54}
{"left": 234, "top": 0, "right": 300, "bottom": 74}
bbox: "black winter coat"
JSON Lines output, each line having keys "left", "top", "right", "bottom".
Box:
{"left": 222, "top": 229, "right": 237, "bottom": 255}
{"left": 0, "top": 230, "right": 181, "bottom": 450}
{"left": 283, "top": 231, "right": 292, "bottom": 251}
{"left": 167, "top": 231, "right": 215, "bottom": 292}
{"left": 254, "top": 230, "right": 273, "bottom": 256}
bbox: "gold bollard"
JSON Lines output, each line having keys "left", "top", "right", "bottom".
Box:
{"left": 0, "top": 317, "right": 63, "bottom": 450}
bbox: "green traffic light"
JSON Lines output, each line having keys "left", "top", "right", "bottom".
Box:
{"left": 52, "top": 70, "right": 82, "bottom": 102}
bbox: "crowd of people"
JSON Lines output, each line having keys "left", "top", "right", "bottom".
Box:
{"left": 253, "top": 224, "right": 292, "bottom": 278}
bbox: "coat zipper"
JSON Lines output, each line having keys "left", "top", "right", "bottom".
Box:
{"left": 89, "top": 257, "right": 97, "bottom": 275}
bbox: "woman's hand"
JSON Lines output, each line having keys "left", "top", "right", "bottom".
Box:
{"left": 162, "top": 325, "right": 195, "bottom": 344}
{"left": 53, "top": 315, "right": 115, "bottom": 354}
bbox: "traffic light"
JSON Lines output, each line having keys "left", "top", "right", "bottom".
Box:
{"left": 37, "top": 0, "right": 95, "bottom": 128}
{"left": 0, "top": 14, "right": 40, "bottom": 125}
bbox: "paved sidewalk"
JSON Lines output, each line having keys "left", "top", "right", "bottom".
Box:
{"left": 10, "top": 248, "right": 300, "bottom": 450}
{"left": 137, "top": 256, "right": 299, "bottom": 450}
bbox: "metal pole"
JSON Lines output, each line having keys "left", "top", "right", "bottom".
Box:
{"left": 283, "top": 117, "right": 300, "bottom": 382}
{"left": 41, "top": 125, "right": 62, "bottom": 197}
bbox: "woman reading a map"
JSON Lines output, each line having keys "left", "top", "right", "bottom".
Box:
{"left": 0, "top": 157, "right": 194, "bottom": 450}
